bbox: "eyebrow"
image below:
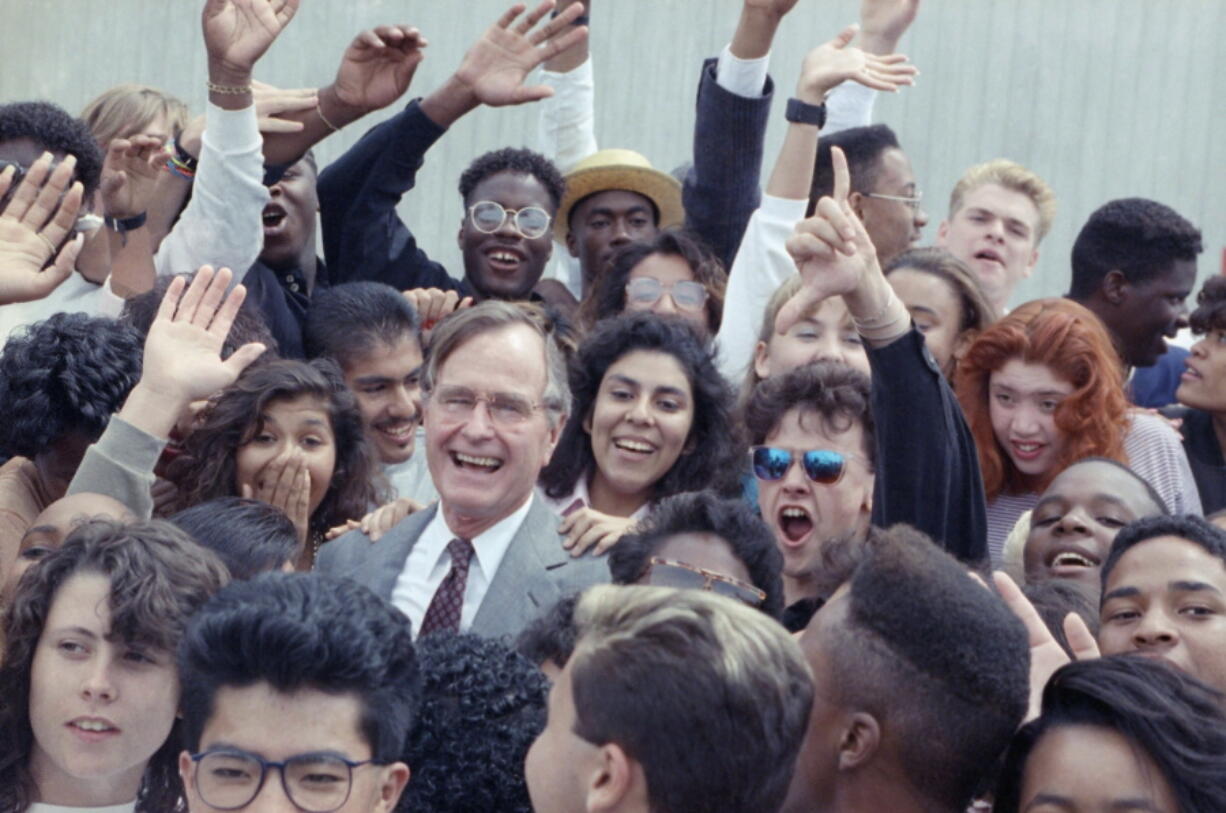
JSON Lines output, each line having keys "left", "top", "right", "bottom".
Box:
{"left": 990, "top": 383, "right": 1069, "bottom": 398}
{"left": 205, "top": 742, "right": 357, "bottom": 762}
{"left": 1034, "top": 493, "right": 1129, "bottom": 514}
{"left": 906, "top": 305, "right": 940, "bottom": 318}
{"left": 47, "top": 625, "right": 100, "bottom": 640}
{"left": 607, "top": 373, "right": 689, "bottom": 400}
{"left": 1102, "top": 586, "right": 1141, "bottom": 602}
{"left": 21, "top": 524, "right": 57, "bottom": 541}
{"left": 1171, "top": 580, "right": 1222, "bottom": 596}
{"left": 352, "top": 375, "right": 394, "bottom": 386}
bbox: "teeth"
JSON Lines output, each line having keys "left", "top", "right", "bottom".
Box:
{"left": 378, "top": 424, "right": 414, "bottom": 439}
{"left": 1015, "top": 443, "right": 1041, "bottom": 452}
{"left": 490, "top": 252, "right": 518, "bottom": 263}
{"left": 74, "top": 720, "right": 113, "bottom": 732}
{"left": 781, "top": 507, "right": 809, "bottom": 518}
{"left": 614, "top": 439, "right": 653, "bottom": 453}
{"left": 1053, "top": 552, "right": 1094, "bottom": 568}
{"left": 455, "top": 452, "right": 501, "bottom": 468}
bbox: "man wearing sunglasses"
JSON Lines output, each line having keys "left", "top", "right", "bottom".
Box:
{"left": 178, "top": 573, "right": 417, "bottom": 813}
{"left": 318, "top": 3, "right": 587, "bottom": 305}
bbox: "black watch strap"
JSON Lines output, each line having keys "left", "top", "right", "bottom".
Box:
{"left": 104, "top": 212, "right": 148, "bottom": 233}
{"left": 785, "top": 97, "right": 827, "bottom": 128}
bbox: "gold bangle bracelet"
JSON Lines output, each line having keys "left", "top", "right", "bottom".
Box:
{"left": 316, "top": 103, "right": 341, "bottom": 133}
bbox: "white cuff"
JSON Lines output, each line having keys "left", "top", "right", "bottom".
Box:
{"left": 202, "top": 101, "right": 262, "bottom": 155}
{"left": 824, "top": 81, "right": 877, "bottom": 135}
{"left": 716, "top": 44, "right": 770, "bottom": 99}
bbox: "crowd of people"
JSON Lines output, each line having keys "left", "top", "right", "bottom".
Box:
{"left": 0, "top": 0, "right": 1223, "bottom": 811}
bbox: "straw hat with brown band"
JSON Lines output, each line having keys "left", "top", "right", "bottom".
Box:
{"left": 554, "top": 148, "right": 684, "bottom": 243}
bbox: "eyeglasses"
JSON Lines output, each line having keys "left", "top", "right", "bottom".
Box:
{"left": 431, "top": 385, "right": 545, "bottom": 426}
{"left": 645, "top": 557, "right": 767, "bottom": 607}
{"left": 190, "top": 748, "right": 374, "bottom": 812}
{"left": 864, "top": 190, "right": 923, "bottom": 213}
{"left": 625, "top": 277, "right": 709, "bottom": 311}
{"left": 749, "top": 446, "right": 867, "bottom": 485}
{"left": 467, "top": 200, "right": 552, "bottom": 239}
{"left": 0, "top": 158, "right": 95, "bottom": 234}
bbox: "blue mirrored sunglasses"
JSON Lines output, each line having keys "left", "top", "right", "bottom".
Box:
{"left": 750, "top": 446, "right": 857, "bottom": 485}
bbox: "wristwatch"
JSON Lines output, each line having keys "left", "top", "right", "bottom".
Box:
{"left": 104, "top": 212, "right": 148, "bottom": 233}
{"left": 785, "top": 97, "right": 827, "bottom": 129}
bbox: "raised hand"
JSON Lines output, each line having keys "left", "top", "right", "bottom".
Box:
{"left": 860, "top": 0, "right": 921, "bottom": 54}
{"left": 252, "top": 80, "right": 318, "bottom": 132}
{"left": 100, "top": 136, "right": 169, "bottom": 219}
{"left": 0, "top": 153, "right": 84, "bottom": 305}
{"left": 331, "top": 25, "right": 428, "bottom": 114}
{"left": 454, "top": 1, "right": 588, "bottom": 107}
{"left": 797, "top": 24, "right": 917, "bottom": 103}
{"left": 141, "top": 266, "right": 266, "bottom": 403}
{"left": 202, "top": 0, "right": 300, "bottom": 80}
{"left": 993, "top": 571, "right": 1099, "bottom": 722}
{"left": 777, "top": 146, "right": 877, "bottom": 333}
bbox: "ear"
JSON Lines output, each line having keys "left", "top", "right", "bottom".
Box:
{"left": 541, "top": 411, "right": 568, "bottom": 468}
{"left": 848, "top": 190, "right": 868, "bottom": 223}
{"left": 836, "top": 712, "right": 881, "bottom": 772}
{"left": 935, "top": 220, "right": 950, "bottom": 245}
{"left": 373, "top": 762, "right": 411, "bottom": 812}
{"left": 457, "top": 217, "right": 467, "bottom": 252}
{"left": 566, "top": 228, "right": 580, "bottom": 259}
{"left": 586, "top": 743, "right": 641, "bottom": 812}
{"left": 1102, "top": 269, "right": 1129, "bottom": 305}
{"left": 753, "top": 339, "right": 772, "bottom": 381}
{"left": 1022, "top": 246, "right": 1039, "bottom": 279}
{"left": 178, "top": 750, "right": 195, "bottom": 791}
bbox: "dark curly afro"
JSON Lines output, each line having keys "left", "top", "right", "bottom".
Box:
{"left": 0, "top": 101, "right": 105, "bottom": 196}
{"left": 0, "top": 312, "right": 143, "bottom": 458}
{"left": 399, "top": 633, "right": 549, "bottom": 813}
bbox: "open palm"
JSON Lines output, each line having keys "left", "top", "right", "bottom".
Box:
{"left": 203, "top": 0, "right": 299, "bottom": 75}
{"left": 333, "top": 26, "right": 427, "bottom": 112}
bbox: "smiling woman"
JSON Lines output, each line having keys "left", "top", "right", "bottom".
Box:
{"left": 956, "top": 298, "right": 1201, "bottom": 563}
{"left": 539, "top": 313, "right": 739, "bottom": 552}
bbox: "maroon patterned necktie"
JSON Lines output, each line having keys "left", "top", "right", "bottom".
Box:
{"left": 418, "top": 538, "right": 475, "bottom": 637}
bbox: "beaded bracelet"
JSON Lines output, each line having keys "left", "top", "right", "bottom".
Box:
{"left": 206, "top": 79, "right": 252, "bottom": 95}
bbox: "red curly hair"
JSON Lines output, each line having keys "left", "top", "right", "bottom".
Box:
{"left": 955, "top": 298, "right": 1129, "bottom": 499}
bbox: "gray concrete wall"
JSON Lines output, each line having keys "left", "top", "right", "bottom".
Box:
{"left": 4, "top": 0, "right": 1222, "bottom": 304}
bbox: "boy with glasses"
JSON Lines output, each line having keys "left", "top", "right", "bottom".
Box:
{"left": 178, "top": 572, "right": 417, "bottom": 813}
{"left": 318, "top": 3, "right": 584, "bottom": 304}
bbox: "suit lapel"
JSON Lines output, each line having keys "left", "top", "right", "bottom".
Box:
{"left": 472, "top": 496, "right": 565, "bottom": 634}
{"left": 367, "top": 504, "right": 437, "bottom": 602}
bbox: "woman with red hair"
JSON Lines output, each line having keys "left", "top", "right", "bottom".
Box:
{"left": 956, "top": 298, "right": 1200, "bottom": 562}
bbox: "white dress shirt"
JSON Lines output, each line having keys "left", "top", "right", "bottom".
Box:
{"left": 390, "top": 495, "right": 533, "bottom": 638}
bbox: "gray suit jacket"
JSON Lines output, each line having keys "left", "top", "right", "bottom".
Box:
{"left": 316, "top": 495, "right": 608, "bottom": 639}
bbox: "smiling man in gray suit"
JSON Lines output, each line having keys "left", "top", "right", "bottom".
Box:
{"left": 318, "top": 300, "right": 607, "bottom": 639}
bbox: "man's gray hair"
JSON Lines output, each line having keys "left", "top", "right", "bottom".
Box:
{"left": 421, "top": 300, "right": 571, "bottom": 427}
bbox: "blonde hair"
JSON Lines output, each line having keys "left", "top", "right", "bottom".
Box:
{"left": 80, "top": 84, "right": 189, "bottom": 148}
{"left": 948, "top": 159, "right": 1056, "bottom": 243}
{"left": 567, "top": 585, "right": 813, "bottom": 811}
{"left": 573, "top": 585, "right": 807, "bottom": 690}
{"left": 738, "top": 275, "right": 805, "bottom": 404}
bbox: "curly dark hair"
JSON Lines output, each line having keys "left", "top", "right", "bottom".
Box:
{"left": 0, "top": 519, "right": 229, "bottom": 813}
{"left": 121, "top": 273, "right": 279, "bottom": 360}
{"left": 580, "top": 228, "right": 728, "bottom": 333}
{"left": 399, "top": 633, "right": 548, "bottom": 813}
{"left": 994, "top": 655, "right": 1226, "bottom": 813}
{"left": 608, "top": 491, "right": 785, "bottom": 619}
{"left": 0, "top": 101, "right": 104, "bottom": 196}
{"left": 1189, "top": 275, "right": 1226, "bottom": 335}
{"left": 743, "top": 360, "right": 875, "bottom": 468}
{"left": 173, "top": 358, "right": 383, "bottom": 535}
{"left": 515, "top": 593, "right": 580, "bottom": 670}
{"left": 1069, "top": 197, "right": 1203, "bottom": 300}
{"left": 458, "top": 147, "right": 566, "bottom": 212}
{"left": 0, "top": 312, "right": 143, "bottom": 459}
{"left": 539, "top": 312, "right": 741, "bottom": 502}
{"left": 179, "top": 573, "right": 419, "bottom": 764}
